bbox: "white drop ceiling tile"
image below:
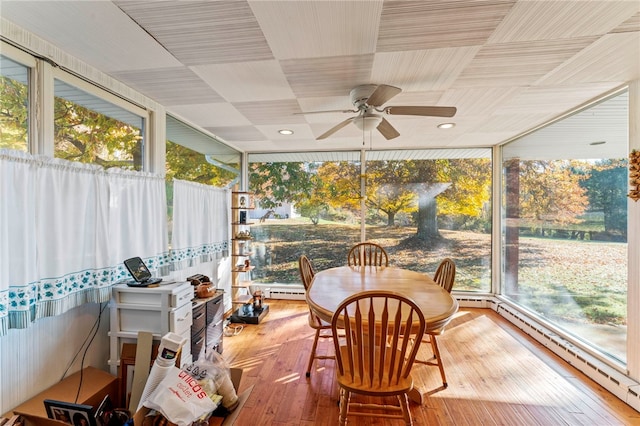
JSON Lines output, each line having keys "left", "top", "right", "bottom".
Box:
{"left": 454, "top": 37, "right": 597, "bottom": 88}
{"left": 191, "top": 60, "right": 294, "bottom": 103}
{"left": 233, "top": 99, "right": 307, "bottom": 126}
{"left": 280, "top": 54, "right": 375, "bottom": 98}
{"left": 297, "top": 96, "right": 354, "bottom": 113}
{"left": 489, "top": 1, "right": 640, "bottom": 44}
{"left": 377, "top": 1, "right": 514, "bottom": 51}
{"left": 115, "top": 1, "right": 273, "bottom": 65}
{"left": 205, "top": 126, "right": 267, "bottom": 143}
{"left": 611, "top": 11, "right": 640, "bottom": 33}
{"left": 537, "top": 32, "right": 640, "bottom": 85}
{"left": 168, "top": 103, "right": 251, "bottom": 128}
{"left": 389, "top": 116, "right": 476, "bottom": 138}
{"left": 371, "top": 47, "right": 480, "bottom": 92}
{"left": 255, "top": 124, "right": 316, "bottom": 141}
{"left": 0, "top": 1, "right": 181, "bottom": 72}
{"left": 439, "top": 87, "right": 521, "bottom": 116}
{"left": 111, "top": 67, "right": 224, "bottom": 106}
{"left": 250, "top": 0, "right": 383, "bottom": 59}
{"left": 386, "top": 91, "right": 445, "bottom": 106}
{"left": 303, "top": 112, "right": 354, "bottom": 125}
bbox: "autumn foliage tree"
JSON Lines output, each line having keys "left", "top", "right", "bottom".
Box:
{"left": 518, "top": 160, "right": 588, "bottom": 226}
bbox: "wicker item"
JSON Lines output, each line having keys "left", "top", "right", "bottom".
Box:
{"left": 630, "top": 150, "right": 640, "bottom": 202}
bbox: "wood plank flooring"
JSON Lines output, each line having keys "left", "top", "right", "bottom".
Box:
{"left": 220, "top": 300, "right": 640, "bottom": 425}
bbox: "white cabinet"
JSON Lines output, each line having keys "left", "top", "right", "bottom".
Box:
{"left": 108, "top": 281, "right": 193, "bottom": 375}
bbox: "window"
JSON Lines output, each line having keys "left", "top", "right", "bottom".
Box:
{"left": 247, "top": 149, "right": 492, "bottom": 290}
{"left": 502, "top": 89, "right": 628, "bottom": 363}
{"left": 165, "top": 115, "right": 239, "bottom": 187}
{"left": 0, "top": 52, "right": 30, "bottom": 151}
{"left": 54, "top": 76, "right": 146, "bottom": 169}
{"left": 165, "top": 115, "right": 240, "bottom": 242}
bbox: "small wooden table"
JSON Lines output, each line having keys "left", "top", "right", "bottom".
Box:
{"left": 306, "top": 265, "right": 458, "bottom": 403}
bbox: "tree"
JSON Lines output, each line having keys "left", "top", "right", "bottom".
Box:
{"left": 0, "top": 76, "right": 29, "bottom": 150}
{"left": 249, "top": 162, "right": 316, "bottom": 210}
{"left": 54, "top": 98, "right": 143, "bottom": 169}
{"left": 165, "top": 140, "right": 236, "bottom": 186}
{"left": 364, "top": 161, "right": 419, "bottom": 226}
{"left": 581, "top": 159, "right": 627, "bottom": 238}
{"left": 518, "top": 160, "right": 588, "bottom": 226}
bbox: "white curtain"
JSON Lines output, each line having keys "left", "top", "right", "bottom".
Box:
{"left": 106, "top": 167, "right": 169, "bottom": 276}
{"left": 0, "top": 150, "right": 167, "bottom": 334}
{"left": 171, "top": 179, "right": 228, "bottom": 270}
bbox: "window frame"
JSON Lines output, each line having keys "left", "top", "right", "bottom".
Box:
{"left": 0, "top": 41, "right": 36, "bottom": 152}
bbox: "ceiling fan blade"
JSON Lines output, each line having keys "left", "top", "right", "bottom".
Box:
{"left": 316, "top": 118, "right": 353, "bottom": 140}
{"left": 367, "top": 84, "right": 402, "bottom": 107}
{"left": 377, "top": 117, "right": 400, "bottom": 140}
{"left": 385, "top": 106, "right": 457, "bottom": 117}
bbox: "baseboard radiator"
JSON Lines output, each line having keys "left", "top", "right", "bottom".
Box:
{"left": 455, "top": 295, "right": 640, "bottom": 412}
{"left": 253, "top": 284, "right": 306, "bottom": 301}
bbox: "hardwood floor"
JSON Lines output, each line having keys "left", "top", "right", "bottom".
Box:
{"left": 221, "top": 300, "right": 639, "bottom": 425}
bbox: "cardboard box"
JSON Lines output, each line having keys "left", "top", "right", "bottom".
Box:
{"left": 7, "top": 367, "right": 118, "bottom": 423}
{"left": 133, "top": 368, "right": 252, "bottom": 426}
{"left": 13, "top": 413, "right": 68, "bottom": 426}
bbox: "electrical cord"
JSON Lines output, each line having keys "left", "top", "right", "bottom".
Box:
{"left": 59, "top": 301, "right": 108, "bottom": 403}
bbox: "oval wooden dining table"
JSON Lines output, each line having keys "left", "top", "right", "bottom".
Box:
{"left": 306, "top": 265, "right": 459, "bottom": 404}
{"left": 307, "top": 265, "right": 458, "bottom": 331}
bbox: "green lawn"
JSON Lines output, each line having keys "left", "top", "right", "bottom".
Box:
{"left": 248, "top": 219, "right": 627, "bottom": 326}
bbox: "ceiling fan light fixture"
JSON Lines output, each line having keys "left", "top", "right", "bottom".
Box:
{"left": 353, "top": 115, "right": 382, "bottom": 131}
{"left": 438, "top": 122, "right": 455, "bottom": 129}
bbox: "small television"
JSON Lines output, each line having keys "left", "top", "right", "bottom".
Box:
{"left": 124, "top": 257, "right": 162, "bottom": 286}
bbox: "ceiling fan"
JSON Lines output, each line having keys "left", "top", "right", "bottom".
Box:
{"left": 307, "top": 84, "right": 457, "bottom": 140}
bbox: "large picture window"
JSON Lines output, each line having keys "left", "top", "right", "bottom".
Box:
{"left": 502, "top": 89, "right": 629, "bottom": 363}
{"left": 247, "top": 149, "right": 492, "bottom": 291}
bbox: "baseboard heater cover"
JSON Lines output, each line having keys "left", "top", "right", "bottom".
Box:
{"left": 252, "top": 284, "right": 306, "bottom": 300}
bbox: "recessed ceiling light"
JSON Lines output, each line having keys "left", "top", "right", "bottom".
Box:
{"left": 437, "top": 123, "right": 455, "bottom": 129}
{"left": 278, "top": 129, "right": 294, "bottom": 135}
{"left": 589, "top": 141, "right": 606, "bottom": 146}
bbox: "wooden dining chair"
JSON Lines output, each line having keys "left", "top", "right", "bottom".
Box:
{"left": 299, "top": 255, "right": 334, "bottom": 378}
{"left": 415, "top": 257, "right": 456, "bottom": 388}
{"left": 331, "top": 290, "right": 426, "bottom": 426}
{"left": 347, "top": 242, "right": 389, "bottom": 267}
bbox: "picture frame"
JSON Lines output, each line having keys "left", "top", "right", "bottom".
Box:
{"left": 93, "top": 395, "right": 113, "bottom": 426}
{"left": 44, "top": 399, "right": 97, "bottom": 426}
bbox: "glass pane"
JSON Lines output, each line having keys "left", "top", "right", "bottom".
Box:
{"left": 365, "top": 151, "right": 492, "bottom": 292}
{"left": 0, "top": 54, "right": 29, "bottom": 151}
{"left": 248, "top": 153, "right": 362, "bottom": 283}
{"left": 502, "top": 90, "right": 628, "bottom": 363}
{"left": 54, "top": 79, "right": 144, "bottom": 169}
{"left": 165, "top": 116, "right": 241, "bottom": 243}
{"left": 247, "top": 149, "right": 492, "bottom": 290}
